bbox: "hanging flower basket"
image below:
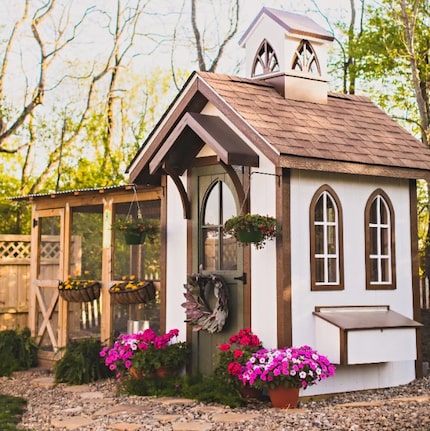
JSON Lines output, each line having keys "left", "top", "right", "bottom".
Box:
{"left": 237, "top": 228, "right": 263, "bottom": 244}
{"left": 224, "top": 213, "right": 279, "bottom": 249}
{"left": 109, "top": 279, "right": 156, "bottom": 305}
{"left": 113, "top": 218, "right": 159, "bottom": 245}
{"left": 123, "top": 229, "right": 146, "bottom": 245}
{"left": 58, "top": 280, "right": 101, "bottom": 303}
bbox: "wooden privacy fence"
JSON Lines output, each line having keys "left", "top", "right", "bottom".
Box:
{"left": 0, "top": 234, "right": 31, "bottom": 330}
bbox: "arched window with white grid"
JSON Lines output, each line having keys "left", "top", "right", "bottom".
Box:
{"left": 310, "top": 185, "right": 344, "bottom": 291}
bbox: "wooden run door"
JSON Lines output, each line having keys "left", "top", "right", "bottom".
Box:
{"left": 29, "top": 208, "right": 65, "bottom": 361}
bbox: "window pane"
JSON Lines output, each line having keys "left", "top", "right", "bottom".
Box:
{"left": 315, "top": 258, "right": 324, "bottom": 283}
{"left": 369, "top": 200, "right": 378, "bottom": 223}
{"left": 327, "top": 258, "right": 337, "bottom": 282}
{"left": 369, "top": 226, "right": 378, "bottom": 255}
{"left": 327, "top": 225, "right": 336, "bottom": 254}
{"left": 315, "top": 197, "right": 324, "bottom": 221}
{"left": 203, "top": 228, "right": 219, "bottom": 271}
{"left": 370, "top": 258, "right": 378, "bottom": 282}
{"left": 381, "top": 257, "right": 390, "bottom": 282}
{"left": 326, "top": 197, "right": 336, "bottom": 222}
{"left": 204, "top": 183, "right": 220, "bottom": 226}
{"left": 380, "top": 200, "right": 388, "bottom": 224}
{"left": 381, "top": 227, "right": 389, "bottom": 254}
{"left": 222, "top": 235, "right": 237, "bottom": 270}
{"left": 314, "top": 225, "right": 324, "bottom": 254}
{"left": 222, "top": 184, "right": 236, "bottom": 224}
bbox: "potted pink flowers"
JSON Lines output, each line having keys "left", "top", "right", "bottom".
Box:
{"left": 215, "top": 328, "right": 263, "bottom": 398}
{"left": 238, "top": 346, "right": 336, "bottom": 408}
{"left": 100, "top": 328, "right": 189, "bottom": 380}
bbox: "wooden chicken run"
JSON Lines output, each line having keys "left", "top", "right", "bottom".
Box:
{"left": 16, "top": 184, "right": 163, "bottom": 366}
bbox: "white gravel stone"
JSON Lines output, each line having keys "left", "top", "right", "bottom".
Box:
{"left": 1, "top": 369, "right": 430, "bottom": 430}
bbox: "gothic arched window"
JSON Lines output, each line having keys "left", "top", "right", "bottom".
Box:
{"left": 252, "top": 39, "right": 280, "bottom": 77}
{"left": 365, "top": 189, "right": 396, "bottom": 290}
{"left": 310, "top": 185, "right": 344, "bottom": 291}
{"left": 292, "top": 40, "right": 320, "bottom": 75}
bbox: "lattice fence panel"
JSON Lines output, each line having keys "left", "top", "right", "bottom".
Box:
{"left": 0, "top": 235, "right": 31, "bottom": 262}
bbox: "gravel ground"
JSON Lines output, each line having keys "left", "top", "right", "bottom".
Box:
{"left": 1, "top": 368, "right": 430, "bottom": 431}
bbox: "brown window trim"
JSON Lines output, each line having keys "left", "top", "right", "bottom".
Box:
{"left": 309, "top": 184, "right": 344, "bottom": 291}
{"left": 364, "top": 189, "right": 396, "bottom": 290}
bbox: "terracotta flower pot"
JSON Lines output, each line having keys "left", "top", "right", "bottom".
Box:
{"left": 239, "top": 386, "right": 262, "bottom": 400}
{"left": 268, "top": 386, "right": 299, "bottom": 409}
{"left": 155, "top": 365, "right": 174, "bottom": 378}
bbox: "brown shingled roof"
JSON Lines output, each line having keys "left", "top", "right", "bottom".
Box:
{"left": 128, "top": 71, "right": 430, "bottom": 183}
{"left": 196, "top": 72, "right": 430, "bottom": 180}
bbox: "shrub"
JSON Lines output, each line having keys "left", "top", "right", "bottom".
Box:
{"left": 0, "top": 328, "right": 38, "bottom": 377}
{"left": 54, "top": 338, "right": 113, "bottom": 385}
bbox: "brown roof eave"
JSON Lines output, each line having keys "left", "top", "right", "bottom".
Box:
{"left": 196, "top": 76, "right": 280, "bottom": 166}
{"left": 280, "top": 155, "right": 430, "bottom": 181}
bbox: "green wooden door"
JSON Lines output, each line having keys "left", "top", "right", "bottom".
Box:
{"left": 192, "top": 165, "right": 244, "bottom": 375}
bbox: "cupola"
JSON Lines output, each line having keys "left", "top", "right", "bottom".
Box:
{"left": 239, "top": 7, "right": 334, "bottom": 104}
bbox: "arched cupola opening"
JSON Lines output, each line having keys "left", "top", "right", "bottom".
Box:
{"left": 292, "top": 39, "right": 321, "bottom": 76}
{"left": 252, "top": 39, "right": 280, "bottom": 77}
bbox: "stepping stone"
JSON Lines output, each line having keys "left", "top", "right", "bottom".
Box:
{"left": 196, "top": 406, "right": 224, "bottom": 414}
{"left": 94, "top": 404, "right": 144, "bottom": 417}
{"left": 79, "top": 391, "right": 104, "bottom": 399}
{"left": 51, "top": 416, "right": 94, "bottom": 429}
{"left": 334, "top": 400, "right": 384, "bottom": 408}
{"left": 63, "top": 385, "right": 91, "bottom": 393}
{"left": 158, "top": 397, "right": 195, "bottom": 405}
{"left": 172, "top": 422, "right": 212, "bottom": 431}
{"left": 31, "top": 377, "right": 55, "bottom": 388}
{"left": 107, "top": 422, "right": 141, "bottom": 431}
{"left": 391, "top": 395, "right": 430, "bottom": 403}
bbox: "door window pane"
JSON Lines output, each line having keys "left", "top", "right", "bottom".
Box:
{"left": 201, "top": 180, "right": 237, "bottom": 271}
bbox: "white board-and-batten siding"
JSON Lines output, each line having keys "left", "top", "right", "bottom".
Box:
{"left": 289, "top": 170, "right": 416, "bottom": 395}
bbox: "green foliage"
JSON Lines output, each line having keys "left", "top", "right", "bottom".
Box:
{"left": 54, "top": 338, "right": 114, "bottom": 385}
{"left": 122, "top": 374, "right": 246, "bottom": 408}
{"left": 0, "top": 394, "right": 27, "bottom": 431}
{"left": 0, "top": 328, "right": 38, "bottom": 377}
{"left": 132, "top": 342, "right": 190, "bottom": 375}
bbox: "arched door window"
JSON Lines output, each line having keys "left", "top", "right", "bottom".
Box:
{"left": 310, "top": 185, "right": 344, "bottom": 291}
{"left": 365, "top": 190, "right": 396, "bottom": 290}
{"left": 200, "top": 180, "right": 237, "bottom": 271}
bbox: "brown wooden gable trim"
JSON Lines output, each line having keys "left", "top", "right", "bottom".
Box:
{"left": 280, "top": 154, "right": 430, "bottom": 181}
{"left": 149, "top": 112, "right": 259, "bottom": 175}
{"left": 196, "top": 77, "right": 281, "bottom": 166}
